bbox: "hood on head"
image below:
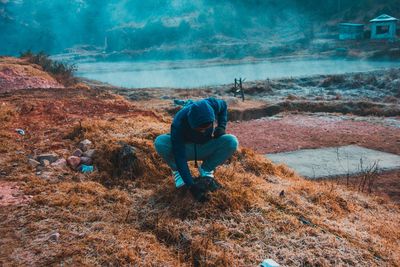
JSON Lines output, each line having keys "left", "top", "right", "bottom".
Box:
{"left": 187, "top": 100, "right": 215, "bottom": 129}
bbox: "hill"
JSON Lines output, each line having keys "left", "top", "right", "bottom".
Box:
{"left": 1, "top": 0, "right": 400, "bottom": 59}
{"left": 0, "top": 57, "right": 64, "bottom": 93}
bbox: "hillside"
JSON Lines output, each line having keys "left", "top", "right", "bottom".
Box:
{"left": 1, "top": 0, "right": 400, "bottom": 59}
{"left": 0, "top": 58, "right": 399, "bottom": 266}
{"left": 0, "top": 57, "right": 64, "bottom": 93}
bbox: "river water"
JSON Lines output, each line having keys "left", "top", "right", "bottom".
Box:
{"left": 75, "top": 59, "right": 400, "bottom": 89}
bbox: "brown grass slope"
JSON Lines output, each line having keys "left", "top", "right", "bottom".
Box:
{"left": 0, "top": 87, "right": 399, "bottom": 266}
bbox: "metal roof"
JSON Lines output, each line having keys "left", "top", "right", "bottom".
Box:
{"left": 370, "top": 14, "right": 398, "bottom": 23}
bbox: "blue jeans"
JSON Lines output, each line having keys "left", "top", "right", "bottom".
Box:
{"left": 154, "top": 134, "right": 239, "bottom": 172}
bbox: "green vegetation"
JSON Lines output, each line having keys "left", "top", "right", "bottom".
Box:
{"left": 20, "top": 50, "right": 77, "bottom": 86}
{"left": 2, "top": 0, "right": 399, "bottom": 58}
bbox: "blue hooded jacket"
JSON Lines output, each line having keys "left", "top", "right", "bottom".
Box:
{"left": 171, "top": 98, "right": 227, "bottom": 186}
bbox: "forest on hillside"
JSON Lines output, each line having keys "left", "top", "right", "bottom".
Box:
{"left": 1, "top": 0, "right": 399, "bottom": 57}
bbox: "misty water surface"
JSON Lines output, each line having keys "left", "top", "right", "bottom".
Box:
{"left": 76, "top": 59, "right": 400, "bottom": 88}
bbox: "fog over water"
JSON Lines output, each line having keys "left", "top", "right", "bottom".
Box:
{"left": 0, "top": 0, "right": 311, "bottom": 57}
{"left": 76, "top": 59, "right": 400, "bottom": 88}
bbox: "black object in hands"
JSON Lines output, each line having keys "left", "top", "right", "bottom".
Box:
{"left": 189, "top": 183, "right": 208, "bottom": 203}
{"left": 198, "top": 176, "right": 222, "bottom": 192}
{"left": 213, "top": 126, "right": 226, "bottom": 138}
{"left": 189, "top": 176, "right": 223, "bottom": 202}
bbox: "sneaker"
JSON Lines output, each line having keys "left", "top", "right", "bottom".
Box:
{"left": 173, "top": 170, "right": 185, "bottom": 188}
{"left": 198, "top": 166, "right": 214, "bottom": 178}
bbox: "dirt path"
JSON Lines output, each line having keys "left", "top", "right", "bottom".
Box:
{"left": 229, "top": 113, "right": 400, "bottom": 202}
{"left": 229, "top": 113, "right": 400, "bottom": 155}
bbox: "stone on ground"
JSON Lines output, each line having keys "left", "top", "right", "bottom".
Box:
{"left": 79, "top": 139, "right": 92, "bottom": 152}
{"left": 28, "top": 159, "right": 40, "bottom": 168}
{"left": 51, "top": 158, "right": 67, "bottom": 169}
{"left": 72, "top": 149, "right": 83, "bottom": 157}
{"left": 82, "top": 149, "right": 96, "bottom": 158}
{"left": 36, "top": 153, "right": 59, "bottom": 164}
{"left": 266, "top": 145, "right": 400, "bottom": 179}
{"left": 67, "top": 156, "right": 81, "bottom": 170}
{"left": 80, "top": 156, "right": 93, "bottom": 165}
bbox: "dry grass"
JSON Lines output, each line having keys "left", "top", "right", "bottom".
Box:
{"left": 0, "top": 87, "right": 399, "bottom": 266}
{"left": 20, "top": 51, "right": 77, "bottom": 86}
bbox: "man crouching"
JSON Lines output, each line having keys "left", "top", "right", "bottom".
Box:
{"left": 154, "top": 98, "right": 239, "bottom": 202}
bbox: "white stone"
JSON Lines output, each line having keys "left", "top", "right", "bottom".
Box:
{"left": 28, "top": 159, "right": 40, "bottom": 167}
{"left": 79, "top": 139, "right": 93, "bottom": 152}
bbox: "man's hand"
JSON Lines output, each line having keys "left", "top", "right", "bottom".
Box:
{"left": 189, "top": 183, "right": 208, "bottom": 202}
{"left": 213, "top": 126, "right": 226, "bottom": 138}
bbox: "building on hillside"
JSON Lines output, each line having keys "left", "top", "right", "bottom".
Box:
{"left": 370, "top": 14, "right": 398, "bottom": 40}
{"left": 338, "top": 23, "right": 364, "bottom": 40}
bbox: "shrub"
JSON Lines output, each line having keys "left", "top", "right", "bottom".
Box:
{"left": 20, "top": 50, "right": 77, "bottom": 86}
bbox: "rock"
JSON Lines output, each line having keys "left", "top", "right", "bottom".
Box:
{"left": 0, "top": 195, "right": 4, "bottom": 200}
{"left": 48, "top": 232, "right": 60, "bottom": 242}
{"left": 51, "top": 158, "right": 67, "bottom": 169}
{"left": 28, "top": 159, "right": 41, "bottom": 168}
{"left": 42, "top": 160, "right": 50, "bottom": 167}
{"left": 36, "top": 165, "right": 44, "bottom": 171}
{"left": 37, "top": 153, "right": 59, "bottom": 164}
{"left": 79, "top": 139, "right": 92, "bottom": 152}
{"left": 80, "top": 156, "right": 93, "bottom": 165}
{"left": 72, "top": 149, "right": 83, "bottom": 157}
{"left": 40, "top": 171, "right": 56, "bottom": 181}
{"left": 82, "top": 149, "right": 96, "bottom": 158}
{"left": 67, "top": 156, "right": 81, "bottom": 170}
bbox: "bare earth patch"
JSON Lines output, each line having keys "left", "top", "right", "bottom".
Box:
{"left": 229, "top": 113, "right": 400, "bottom": 202}
{"left": 0, "top": 57, "right": 63, "bottom": 93}
{"left": 229, "top": 113, "right": 400, "bottom": 154}
{"left": 0, "top": 181, "right": 31, "bottom": 207}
